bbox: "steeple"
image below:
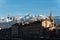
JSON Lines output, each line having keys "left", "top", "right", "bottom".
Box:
{"left": 50, "top": 10, "right": 54, "bottom": 27}
{"left": 50, "top": 10, "right": 53, "bottom": 21}
{"left": 50, "top": 10, "right": 52, "bottom": 17}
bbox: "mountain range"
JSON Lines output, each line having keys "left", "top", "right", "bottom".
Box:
{"left": 0, "top": 15, "right": 60, "bottom": 29}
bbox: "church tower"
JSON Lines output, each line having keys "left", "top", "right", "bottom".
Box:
{"left": 50, "top": 10, "right": 53, "bottom": 21}
{"left": 50, "top": 10, "right": 54, "bottom": 27}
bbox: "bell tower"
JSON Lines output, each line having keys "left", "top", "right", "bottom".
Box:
{"left": 50, "top": 10, "right": 53, "bottom": 21}
{"left": 50, "top": 10, "right": 54, "bottom": 27}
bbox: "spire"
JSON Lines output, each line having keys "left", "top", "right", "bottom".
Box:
{"left": 50, "top": 10, "right": 52, "bottom": 18}
{"left": 50, "top": 10, "right": 54, "bottom": 27}
{"left": 50, "top": 10, "right": 53, "bottom": 21}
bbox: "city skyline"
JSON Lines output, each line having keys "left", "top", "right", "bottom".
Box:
{"left": 0, "top": 0, "right": 60, "bottom": 17}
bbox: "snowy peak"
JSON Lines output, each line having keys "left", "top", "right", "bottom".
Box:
{"left": 39, "top": 15, "right": 49, "bottom": 19}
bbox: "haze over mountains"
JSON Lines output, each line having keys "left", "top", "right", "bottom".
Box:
{"left": 0, "top": 14, "right": 60, "bottom": 28}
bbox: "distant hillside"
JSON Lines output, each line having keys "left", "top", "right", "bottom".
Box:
{"left": 54, "top": 16, "right": 60, "bottom": 24}
{"left": 0, "top": 21, "right": 16, "bottom": 28}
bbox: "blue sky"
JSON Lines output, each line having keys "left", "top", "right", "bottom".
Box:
{"left": 0, "top": 0, "right": 60, "bottom": 17}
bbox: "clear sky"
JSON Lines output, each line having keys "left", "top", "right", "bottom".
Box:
{"left": 0, "top": 0, "right": 60, "bottom": 17}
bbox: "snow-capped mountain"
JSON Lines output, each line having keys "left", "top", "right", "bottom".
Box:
{"left": 19, "top": 14, "right": 37, "bottom": 22}
{"left": 0, "top": 14, "right": 49, "bottom": 28}
{"left": 39, "top": 15, "right": 49, "bottom": 19}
